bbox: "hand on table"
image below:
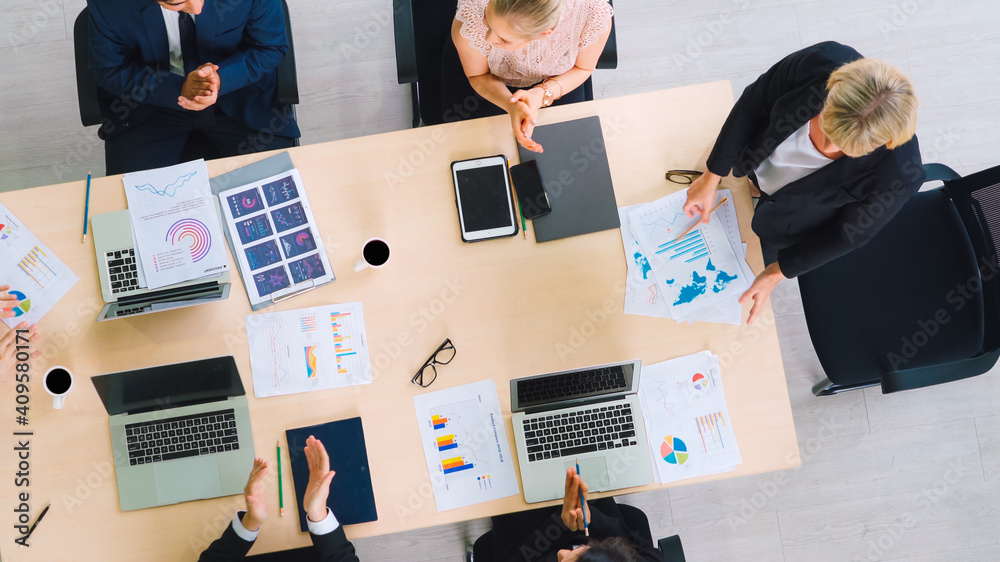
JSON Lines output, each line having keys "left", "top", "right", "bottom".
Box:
{"left": 508, "top": 93, "right": 543, "bottom": 153}
{"left": 241, "top": 457, "right": 269, "bottom": 532}
{"left": 740, "top": 262, "right": 785, "bottom": 325}
{"left": 303, "top": 435, "right": 336, "bottom": 523}
{"left": 179, "top": 63, "right": 220, "bottom": 111}
{"left": 560, "top": 467, "right": 590, "bottom": 532}
{"left": 681, "top": 172, "right": 723, "bottom": 224}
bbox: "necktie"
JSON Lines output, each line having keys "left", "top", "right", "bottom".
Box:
{"left": 177, "top": 12, "right": 200, "bottom": 76}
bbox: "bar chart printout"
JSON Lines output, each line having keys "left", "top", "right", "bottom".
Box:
{"left": 413, "top": 380, "right": 520, "bottom": 511}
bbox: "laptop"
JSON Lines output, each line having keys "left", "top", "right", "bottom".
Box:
{"left": 91, "top": 210, "right": 231, "bottom": 321}
{"left": 511, "top": 360, "right": 654, "bottom": 503}
{"left": 91, "top": 356, "right": 255, "bottom": 511}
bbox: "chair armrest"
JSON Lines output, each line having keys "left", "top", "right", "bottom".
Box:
{"left": 923, "top": 163, "right": 961, "bottom": 184}
{"left": 74, "top": 8, "right": 103, "bottom": 127}
{"left": 596, "top": 0, "right": 618, "bottom": 70}
{"left": 881, "top": 349, "right": 1000, "bottom": 394}
{"left": 393, "top": 0, "right": 419, "bottom": 84}
{"left": 657, "top": 535, "right": 686, "bottom": 561}
{"left": 276, "top": 0, "right": 299, "bottom": 105}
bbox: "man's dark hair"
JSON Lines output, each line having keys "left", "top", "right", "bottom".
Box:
{"left": 577, "top": 537, "right": 639, "bottom": 562}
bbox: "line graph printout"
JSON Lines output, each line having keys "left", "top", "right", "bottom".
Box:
{"left": 628, "top": 189, "right": 750, "bottom": 323}
{"left": 123, "top": 159, "right": 229, "bottom": 289}
{"left": 637, "top": 351, "right": 742, "bottom": 484}
{"left": 0, "top": 202, "right": 79, "bottom": 327}
{"left": 413, "top": 380, "right": 519, "bottom": 511}
{"left": 245, "top": 302, "right": 372, "bottom": 398}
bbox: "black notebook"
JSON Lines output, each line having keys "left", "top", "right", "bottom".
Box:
{"left": 285, "top": 417, "right": 377, "bottom": 532}
{"left": 516, "top": 115, "right": 621, "bottom": 242}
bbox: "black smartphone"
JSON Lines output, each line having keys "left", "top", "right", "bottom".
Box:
{"left": 510, "top": 161, "right": 552, "bottom": 219}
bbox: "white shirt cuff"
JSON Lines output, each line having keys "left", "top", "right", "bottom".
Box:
{"left": 232, "top": 511, "right": 260, "bottom": 542}
{"left": 305, "top": 508, "right": 340, "bottom": 536}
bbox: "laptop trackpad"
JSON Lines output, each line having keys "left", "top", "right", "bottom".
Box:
{"left": 564, "top": 457, "right": 611, "bottom": 492}
{"left": 154, "top": 457, "right": 222, "bottom": 504}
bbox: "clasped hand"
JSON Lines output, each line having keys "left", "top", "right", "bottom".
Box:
{"left": 508, "top": 87, "right": 545, "bottom": 153}
{"left": 560, "top": 468, "right": 590, "bottom": 532}
{"left": 179, "top": 63, "right": 220, "bottom": 111}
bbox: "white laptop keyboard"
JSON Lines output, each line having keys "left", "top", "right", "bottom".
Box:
{"left": 522, "top": 402, "right": 639, "bottom": 463}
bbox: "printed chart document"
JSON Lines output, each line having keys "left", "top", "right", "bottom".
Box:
{"left": 218, "top": 169, "right": 334, "bottom": 306}
{"left": 628, "top": 189, "right": 752, "bottom": 324}
{"left": 412, "top": 380, "right": 520, "bottom": 511}
{"left": 0, "top": 202, "right": 79, "bottom": 327}
{"left": 245, "top": 302, "right": 372, "bottom": 398}
{"left": 637, "top": 352, "right": 742, "bottom": 484}
{"left": 123, "top": 160, "right": 229, "bottom": 289}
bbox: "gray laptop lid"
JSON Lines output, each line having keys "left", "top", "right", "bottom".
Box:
{"left": 92, "top": 356, "right": 245, "bottom": 416}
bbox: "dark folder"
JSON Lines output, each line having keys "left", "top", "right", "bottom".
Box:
{"left": 285, "top": 417, "right": 378, "bottom": 532}
{"left": 516, "top": 116, "right": 621, "bottom": 242}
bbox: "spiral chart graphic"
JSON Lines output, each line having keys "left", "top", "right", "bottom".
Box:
{"left": 166, "top": 218, "right": 212, "bottom": 262}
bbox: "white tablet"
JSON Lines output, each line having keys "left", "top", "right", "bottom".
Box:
{"left": 451, "top": 155, "right": 519, "bottom": 242}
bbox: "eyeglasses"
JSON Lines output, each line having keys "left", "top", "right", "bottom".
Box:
{"left": 411, "top": 338, "right": 456, "bottom": 388}
{"left": 665, "top": 170, "right": 704, "bottom": 185}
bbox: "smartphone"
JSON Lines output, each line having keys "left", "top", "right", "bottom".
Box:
{"left": 510, "top": 160, "right": 551, "bottom": 219}
{"left": 451, "top": 155, "right": 519, "bottom": 242}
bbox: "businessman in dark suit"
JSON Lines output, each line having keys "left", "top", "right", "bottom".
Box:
{"left": 683, "top": 42, "right": 924, "bottom": 324}
{"left": 87, "top": 0, "right": 300, "bottom": 175}
{"left": 198, "top": 436, "right": 359, "bottom": 562}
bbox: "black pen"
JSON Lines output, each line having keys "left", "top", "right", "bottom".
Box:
{"left": 20, "top": 503, "right": 49, "bottom": 547}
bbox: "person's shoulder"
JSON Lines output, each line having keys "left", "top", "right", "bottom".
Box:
{"left": 866, "top": 136, "right": 925, "bottom": 189}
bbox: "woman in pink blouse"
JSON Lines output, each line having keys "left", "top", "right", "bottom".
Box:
{"left": 444, "top": 0, "right": 614, "bottom": 152}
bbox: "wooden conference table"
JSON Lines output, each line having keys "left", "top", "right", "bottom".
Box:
{"left": 0, "top": 81, "right": 799, "bottom": 560}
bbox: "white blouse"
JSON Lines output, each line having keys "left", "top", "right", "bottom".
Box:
{"left": 754, "top": 121, "right": 833, "bottom": 195}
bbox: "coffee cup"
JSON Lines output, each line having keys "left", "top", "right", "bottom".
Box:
{"left": 44, "top": 366, "right": 75, "bottom": 410}
{"left": 353, "top": 238, "right": 391, "bottom": 272}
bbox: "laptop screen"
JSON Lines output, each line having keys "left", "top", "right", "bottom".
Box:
{"left": 92, "top": 356, "right": 245, "bottom": 416}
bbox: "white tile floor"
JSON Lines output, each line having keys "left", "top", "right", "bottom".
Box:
{"left": 2, "top": 1, "right": 999, "bottom": 560}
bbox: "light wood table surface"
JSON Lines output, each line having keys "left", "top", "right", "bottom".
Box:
{"left": 0, "top": 81, "right": 799, "bottom": 560}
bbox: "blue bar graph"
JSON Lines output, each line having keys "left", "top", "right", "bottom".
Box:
{"left": 655, "top": 230, "right": 709, "bottom": 263}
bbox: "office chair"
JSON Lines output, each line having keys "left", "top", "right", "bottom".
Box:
{"left": 466, "top": 503, "right": 686, "bottom": 561}
{"left": 393, "top": 0, "right": 618, "bottom": 128}
{"left": 801, "top": 163, "right": 1000, "bottom": 396}
{"left": 72, "top": 1, "right": 300, "bottom": 164}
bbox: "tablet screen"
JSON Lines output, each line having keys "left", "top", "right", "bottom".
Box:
{"left": 456, "top": 165, "right": 514, "bottom": 232}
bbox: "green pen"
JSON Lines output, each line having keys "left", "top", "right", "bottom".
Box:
{"left": 277, "top": 441, "right": 284, "bottom": 516}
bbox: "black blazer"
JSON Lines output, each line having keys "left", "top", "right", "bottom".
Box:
{"left": 706, "top": 41, "right": 925, "bottom": 278}
{"left": 197, "top": 513, "right": 360, "bottom": 562}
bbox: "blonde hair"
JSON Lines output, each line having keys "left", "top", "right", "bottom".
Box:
{"left": 820, "top": 58, "right": 918, "bottom": 157}
{"left": 489, "top": 0, "right": 566, "bottom": 37}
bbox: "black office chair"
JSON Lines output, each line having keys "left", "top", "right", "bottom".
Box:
{"left": 801, "top": 163, "right": 1000, "bottom": 396}
{"left": 72, "top": 1, "right": 300, "bottom": 163}
{"left": 466, "top": 503, "right": 685, "bottom": 561}
{"left": 393, "top": 0, "right": 618, "bottom": 128}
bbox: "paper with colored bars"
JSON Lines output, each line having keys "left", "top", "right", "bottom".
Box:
{"left": 412, "top": 380, "right": 520, "bottom": 511}
{"left": 0, "top": 201, "right": 79, "bottom": 327}
{"left": 122, "top": 159, "right": 229, "bottom": 289}
{"left": 245, "top": 302, "right": 372, "bottom": 398}
{"left": 636, "top": 351, "right": 742, "bottom": 484}
{"left": 217, "top": 168, "right": 335, "bottom": 306}
{"left": 624, "top": 188, "right": 753, "bottom": 325}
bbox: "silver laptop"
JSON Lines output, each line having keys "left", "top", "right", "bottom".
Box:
{"left": 511, "top": 360, "right": 654, "bottom": 503}
{"left": 91, "top": 356, "right": 255, "bottom": 511}
{"left": 91, "top": 210, "right": 230, "bottom": 321}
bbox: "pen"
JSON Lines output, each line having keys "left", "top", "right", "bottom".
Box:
{"left": 277, "top": 441, "right": 284, "bottom": 516}
{"left": 674, "top": 196, "right": 728, "bottom": 242}
{"left": 518, "top": 196, "right": 527, "bottom": 239}
{"left": 82, "top": 170, "right": 92, "bottom": 243}
{"left": 19, "top": 503, "right": 49, "bottom": 547}
{"left": 575, "top": 460, "right": 588, "bottom": 537}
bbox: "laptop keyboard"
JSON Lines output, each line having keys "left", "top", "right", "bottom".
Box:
{"left": 106, "top": 248, "right": 144, "bottom": 294}
{"left": 517, "top": 366, "right": 629, "bottom": 407}
{"left": 125, "top": 409, "right": 238, "bottom": 466}
{"left": 522, "top": 403, "right": 638, "bottom": 463}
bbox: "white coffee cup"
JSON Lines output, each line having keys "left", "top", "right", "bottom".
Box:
{"left": 353, "top": 238, "right": 391, "bottom": 272}
{"left": 44, "top": 366, "right": 75, "bottom": 410}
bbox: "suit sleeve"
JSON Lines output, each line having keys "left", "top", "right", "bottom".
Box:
{"left": 776, "top": 146, "right": 925, "bottom": 278}
{"left": 705, "top": 42, "right": 859, "bottom": 177}
{"left": 309, "top": 526, "right": 360, "bottom": 562}
{"left": 216, "top": 0, "right": 289, "bottom": 96}
{"left": 87, "top": 1, "right": 186, "bottom": 110}
{"left": 196, "top": 514, "right": 257, "bottom": 562}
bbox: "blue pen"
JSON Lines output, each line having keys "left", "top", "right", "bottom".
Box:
{"left": 576, "top": 459, "right": 589, "bottom": 536}
{"left": 82, "top": 170, "right": 92, "bottom": 243}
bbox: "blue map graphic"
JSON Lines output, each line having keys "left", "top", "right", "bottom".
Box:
{"left": 673, "top": 260, "right": 739, "bottom": 305}
{"left": 634, "top": 251, "right": 652, "bottom": 280}
{"left": 132, "top": 171, "right": 197, "bottom": 197}
{"left": 713, "top": 270, "right": 738, "bottom": 293}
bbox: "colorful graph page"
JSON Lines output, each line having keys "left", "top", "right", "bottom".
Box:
{"left": 412, "top": 380, "right": 520, "bottom": 511}
{"left": 0, "top": 202, "right": 79, "bottom": 327}
{"left": 217, "top": 168, "right": 335, "bottom": 307}
{"left": 245, "top": 301, "right": 372, "bottom": 398}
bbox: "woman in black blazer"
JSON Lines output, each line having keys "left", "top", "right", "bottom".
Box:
{"left": 683, "top": 42, "right": 924, "bottom": 323}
